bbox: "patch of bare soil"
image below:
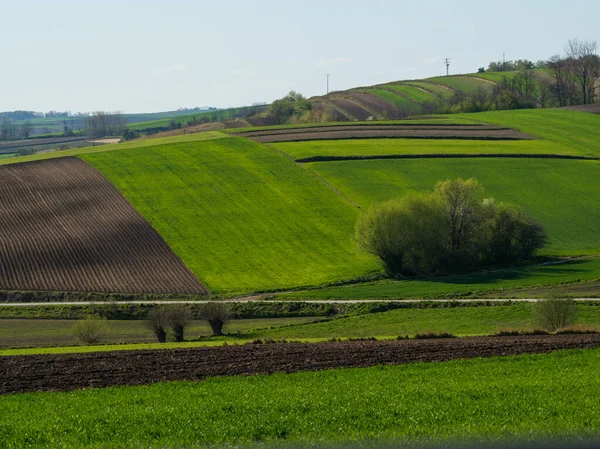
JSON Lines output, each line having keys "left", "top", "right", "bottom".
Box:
{"left": 311, "top": 102, "right": 351, "bottom": 122}
{"left": 139, "top": 122, "right": 225, "bottom": 139}
{"left": 345, "top": 91, "right": 404, "bottom": 119}
{"left": 326, "top": 98, "right": 374, "bottom": 120}
{"left": 1, "top": 335, "right": 598, "bottom": 394}
{"left": 0, "top": 158, "right": 207, "bottom": 295}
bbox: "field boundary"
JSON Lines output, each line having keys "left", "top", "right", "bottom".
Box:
{"left": 297, "top": 153, "right": 600, "bottom": 163}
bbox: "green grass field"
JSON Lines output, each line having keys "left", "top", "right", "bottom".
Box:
{"left": 0, "top": 317, "right": 320, "bottom": 348}
{"left": 271, "top": 138, "right": 572, "bottom": 160}
{"left": 306, "top": 158, "right": 600, "bottom": 256}
{"left": 2, "top": 349, "right": 599, "bottom": 448}
{"left": 277, "top": 257, "right": 600, "bottom": 300}
{"left": 425, "top": 76, "right": 496, "bottom": 93}
{"left": 404, "top": 81, "right": 455, "bottom": 98}
{"left": 383, "top": 84, "right": 440, "bottom": 103}
{"left": 82, "top": 137, "right": 379, "bottom": 294}
{"left": 252, "top": 303, "right": 600, "bottom": 339}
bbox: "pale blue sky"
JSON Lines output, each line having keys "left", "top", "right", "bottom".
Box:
{"left": 1, "top": 0, "right": 598, "bottom": 113}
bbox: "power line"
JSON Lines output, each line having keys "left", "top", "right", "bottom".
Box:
{"left": 444, "top": 58, "right": 451, "bottom": 76}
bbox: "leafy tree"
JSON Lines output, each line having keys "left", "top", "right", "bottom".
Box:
{"left": 143, "top": 307, "right": 169, "bottom": 343}
{"left": 268, "top": 91, "right": 312, "bottom": 125}
{"left": 199, "top": 302, "right": 232, "bottom": 336}
{"left": 356, "top": 179, "right": 545, "bottom": 276}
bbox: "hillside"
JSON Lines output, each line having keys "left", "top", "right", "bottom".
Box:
{"left": 0, "top": 108, "right": 599, "bottom": 298}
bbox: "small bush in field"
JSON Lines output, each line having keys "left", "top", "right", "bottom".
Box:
{"left": 71, "top": 315, "right": 109, "bottom": 345}
{"left": 533, "top": 297, "right": 577, "bottom": 332}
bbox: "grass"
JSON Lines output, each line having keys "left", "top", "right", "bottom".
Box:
{"left": 382, "top": 84, "right": 440, "bottom": 103}
{"left": 362, "top": 89, "right": 424, "bottom": 113}
{"left": 0, "top": 317, "right": 321, "bottom": 348}
{"left": 465, "top": 109, "right": 600, "bottom": 157}
{"left": 426, "top": 76, "right": 496, "bottom": 93}
{"left": 276, "top": 258, "right": 600, "bottom": 300}
{"left": 271, "top": 138, "right": 573, "bottom": 160}
{"left": 82, "top": 137, "right": 379, "bottom": 294}
{"left": 0, "top": 131, "right": 227, "bottom": 166}
{"left": 251, "top": 303, "right": 600, "bottom": 340}
{"left": 1, "top": 349, "right": 599, "bottom": 447}
{"left": 0, "top": 153, "right": 15, "bottom": 159}
{"left": 306, "top": 158, "right": 600, "bottom": 256}
{"left": 404, "top": 81, "right": 455, "bottom": 98}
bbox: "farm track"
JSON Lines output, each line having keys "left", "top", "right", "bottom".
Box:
{"left": 1, "top": 335, "right": 599, "bottom": 394}
{"left": 241, "top": 128, "right": 535, "bottom": 144}
{"left": 0, "top": 157, "right": 206, "bottom": 295}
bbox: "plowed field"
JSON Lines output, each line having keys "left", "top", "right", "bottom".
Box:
{"left": 239, "top": 125, "right": 534, "bottom": 143}
{"left": 2, "top": 334, "right": 598, "bottom": 394}
{"left": 0, "top": 157, "right": 206, "bottom": 294}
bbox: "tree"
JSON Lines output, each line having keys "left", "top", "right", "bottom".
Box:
{"left": 1, "top": 117, "right": 15, "bottom": 141}
{"left": 19, "top": 121, "right": 33, "bottom": 139}
{"left": 199, "top": 302, "right": 232, "bottom": 336}
{"left": 268, "top": 91, "right": 312, "bottom": 125}
{"left": 564, "top": 39, "right": 599, "bottom": 104}
{"left": 594, "top": 78, "right": 600, "bottom": 103}
{"left": 166, "top": 305, "right": 191, "bottom": 342}
{"left": 84, "top": 111, "right": 127, "bottom": 138}
{"left": 143, "top": 307, "right": 169, "bottom": 343}
{"left": 356, "top": 179, "right": 545, "bottom": 277}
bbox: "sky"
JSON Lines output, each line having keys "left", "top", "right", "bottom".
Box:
{"left": 1, "top": 0, "right": 599, "bottom": 113}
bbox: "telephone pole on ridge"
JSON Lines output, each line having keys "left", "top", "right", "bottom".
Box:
{"left": 326, "top": 74, "right": 330, "bottom": 94}
{"left": 444, "top": 58, "right": 451, "bottom": 76}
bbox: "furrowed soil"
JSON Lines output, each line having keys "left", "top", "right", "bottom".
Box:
{"left": 0, "top": 157, "right": 206, "bottom": 294}
{"left": 2, "top": 335, "right": 598, "bottom": 394}
{"left": 241, "top": 126, "right": 534, "bottom": 143}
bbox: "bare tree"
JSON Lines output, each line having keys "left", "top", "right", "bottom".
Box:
{"left": 565, "top": 39, "right": 599, "bottom": 104}
{"left": 143, "top": 307, "right": 169, "bottom": 343}
{"left": 199, "top": 302, "right": 232, "bottom": 336}
{"left": 548, "top": 55, "right": 577, "bottom": 106}
{"left": 84, "top": 111, "right": 127, "bottom": 138}
{"left": 19, "top": 121, "right": 33, "bottom": 139}
{"left": 595, "top": 78, "right": 600, "bottom": 103}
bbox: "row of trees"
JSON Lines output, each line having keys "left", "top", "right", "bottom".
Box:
{"left": 84, "top": 111, "right": 127, "bottom": 138}
{"left": 0, "top": 118, "right": 33, "bottom": 140}
{"left": 356, "top": 179, "right": 546, "bottom": 277}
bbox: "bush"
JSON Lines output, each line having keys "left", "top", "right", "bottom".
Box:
{"left": 533, "top": 297, "right": 577, "bottom": 332}
{"left": 356, "top": 179, "right": 546, "bottom": 276}
{"left": 71, "top": 315, "right": 109, "bottom": 345}
{"left": 199, "top": 302, "right": 232, "bottom": 336}
{"left": 143, "top": 307, "right": 169, "bottom": 343}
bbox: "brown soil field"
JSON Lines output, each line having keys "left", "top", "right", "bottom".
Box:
{"left": 236, "top": 124, "right": 507, "bottom": 138}
{"left": 242, "top": 127, "right": 535, "bottom": 144}
{"left": 326, "top": 98, "right": 374, "bottom": 120}
{"left": 561, "top": 104, "right": 600, "bottom": 114}
{"left": 345, "top": 91, "right": 404, "bottom": 118}
{"left": 0, "top": 158, "right": 207, "bottom": 295}
{"left": 311, "top": 101, "right": 351, "bottom": 122}
{"left": 2, "top": 334, "right": 598, "bottom": 394}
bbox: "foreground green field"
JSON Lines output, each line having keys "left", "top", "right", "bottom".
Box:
{"left": 82, "top": 137, "right": 378, "bottom": 294}
{"left": 307, "top": 158, "right": 600, "bottom": 256}
{"left": 2, "top": 349, "right": 599, "bottom": 448}
{"left": 277, "top": 257, "right": 600, "bottom": 300}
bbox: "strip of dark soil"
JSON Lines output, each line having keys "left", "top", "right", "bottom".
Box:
{"left": 2, "top": 334, "right": 599, "bottom": 395}
{"left": 246, "top": 129, "right": 535, "bottom": 143}
{"left": 235, "top": 124, "right": 506, "bottom": 137}
{"left": 0, "top": 136, "right": 87, "bottom": 151}
{"left": 560, "top": 104, "right": 600, "bottom": 114}
{"left": 297, "top": 153, "right": 600, "bottom": 163}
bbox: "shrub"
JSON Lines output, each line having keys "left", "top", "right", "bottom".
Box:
{"left": 71, "top": 315, "right": 109, "bottom": 345}
{"left": 414, "top": 332, "right": 456, "bottom": 339}
{"left": 166, "top": 305, "right": 192, "bottom": 342}
{"left": 356, "top": 179, "right": 545, "bottom": 276}
{"left": 199, "top": 302, "right": 232, "bottom": 336}
{"left": 533, "top": 297, "right": 577, "bottom": 332}
{"left": 143, "top": 307, "right": 169, "bottom": 343}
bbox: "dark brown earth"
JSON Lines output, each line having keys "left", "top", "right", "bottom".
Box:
{"left": 311, "top": 101, "right": 351, "bottom": 122}
{"left": 242, "top": 127, "right": 535, "bottom": 143}
{"left": 560, "top": 104, "right": 600, "bottom": 114}
{"left": 0, "top": 157, "right": 207, "bottom": 295}
{"left": 2, "top": 334, "right": 598, "bottom": 394}
{"left": 326, "top": 98, "right": 374, "bottom": 120}
{"left": 344, "top": 91, "right": 404, "bottom": 118}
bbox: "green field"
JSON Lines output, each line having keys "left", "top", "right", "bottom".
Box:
{"left": 2, "top": 349, "right": 599, "bottom": 448}
{"left": 383, "top": 84, "right": 440, "bottom": 103}
{"left": 82, "top": 137, "right": 379, "bottom": 294}
{"left": 306, "top": 158, "right": 600, "bottom": 256}
{"left": 278, "top": 257, "right": 600, "bottom": 300}
{"left": 0, "top": 317, "right": 320, "bottom": 348}
{"left": 362, "top": 89, "right": 424, "bottom": 113}
{"left": 271, "top": 138, "right": 572, "bottom": 160}
{"left": 426, "top": 76, "right": 496, "bottom": 93}
{"left": 404, "top": 81, "right": 455, "bottom": 98}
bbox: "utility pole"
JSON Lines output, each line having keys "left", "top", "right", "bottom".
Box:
{"left": 503, "top": 53, "right": 506, "bottom": 71}
{"left": 444, "top": 58, "right": 451, "bottom": 76}
{"left": 326, "top": 74, "right": 330, "bottom": 95}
